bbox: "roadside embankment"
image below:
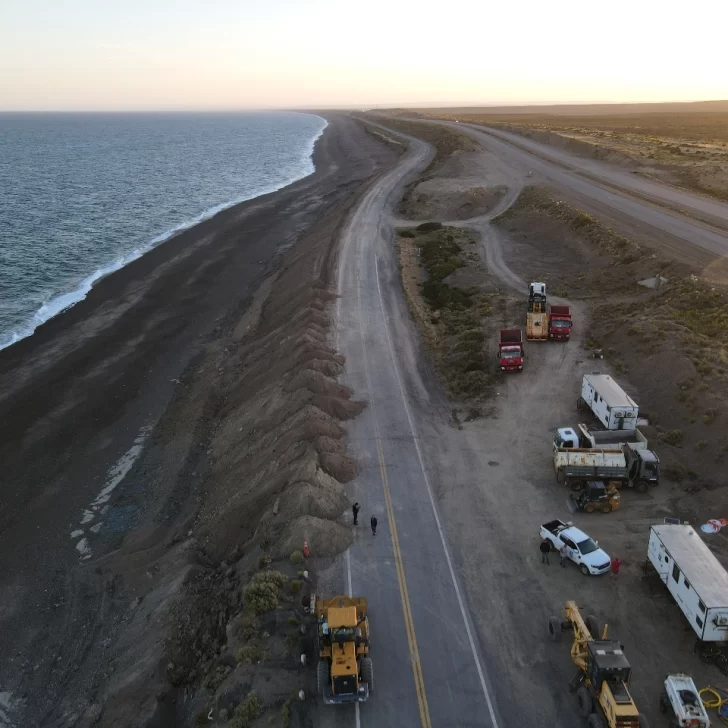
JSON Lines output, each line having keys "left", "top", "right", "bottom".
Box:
{"left": 0, "top": 114, "right": 400, "bottom": 728}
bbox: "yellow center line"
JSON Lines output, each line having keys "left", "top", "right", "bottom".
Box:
{"left": 369, "top": 392, "right": 433, "bottom": 728}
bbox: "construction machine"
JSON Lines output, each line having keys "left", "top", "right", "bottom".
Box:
{"left": 549, "top": 600, "right": 643, "bottom": 728}
{"left": 570, "top": 481, "right": 621, "bottom": 514}
{"left": 315, "top": 595, "right": 372, "bottom": 704}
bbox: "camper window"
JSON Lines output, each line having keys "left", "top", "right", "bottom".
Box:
{"left": 672, "top": 563, "right": 681, "bottom": 583}
{"left": 699, "top": 600, "right": 706, "bottom": 614}
{"left": 696, "top": 615, "right": 704, "bottom": 629}
{"left": 684, "top": 579, "right": 690, "bottom": 590}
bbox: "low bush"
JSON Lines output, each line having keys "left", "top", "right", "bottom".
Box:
{"left": 230, "top": 693, "right": 262, "bottom": 728}
{"left": 661, "top": 429, "right": 684, "bottom": 447}
{"left": 203, "top": 664, "right": 231, "bottom": 693}
{"left": 244, "top": 571, "right": 287, "bottom": 615}
{"left": 417, "top": 221, "right": 443, "bottom": 232}
{"left": 236, "top": 644, "right": 266, "bottom": 664}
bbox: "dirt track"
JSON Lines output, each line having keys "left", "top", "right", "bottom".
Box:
{"left": 321, "top": 117, "right": 728, "bottom": 727}
{"left": 436, "top": 120, "right": 728, "bottom": 269}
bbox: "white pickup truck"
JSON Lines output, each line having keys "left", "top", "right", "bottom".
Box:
{"left": 539, "top": 520, "right": 611, "bottom": 576}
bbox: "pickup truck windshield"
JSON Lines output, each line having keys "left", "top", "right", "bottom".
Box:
{"left": 577, "top": 538, "right": 599, "bottom": 555}
{"left": 501, "top": 349, "right": 521, "bottom": 359}
{"left": 551, "top": 319, "right": 569, "bottom": 327}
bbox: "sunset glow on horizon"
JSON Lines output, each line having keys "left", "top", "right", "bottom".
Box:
{"left": 2, "top": 0, "right": 727, "bottom": 111}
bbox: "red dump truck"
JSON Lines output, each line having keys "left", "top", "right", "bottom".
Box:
{"left": 499, "top": 329, "right": 524, "bottom": 372}
{"left": 548, "top": 305, "right": 572, "bottom": 341}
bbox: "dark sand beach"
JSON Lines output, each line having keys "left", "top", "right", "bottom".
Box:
{"left": 0, "top": 113, "right": 399, "bottom": 726}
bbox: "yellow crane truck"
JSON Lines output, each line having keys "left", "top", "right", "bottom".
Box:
{"left": 549, "top": 601, "right": 644, "bottom": 728}
{"left": 315, "top": 595, "right": 373, "bottom": 704}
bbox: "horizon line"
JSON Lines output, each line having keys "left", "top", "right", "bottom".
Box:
{"left": 1, "top": 98, "right": 727, "bottom": 114}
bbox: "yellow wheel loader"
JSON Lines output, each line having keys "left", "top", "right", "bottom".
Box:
{"left": 549, "top": 601, "right": 645, "bottom": 728}
{"left": 315, "top": 595, "right": 372, "bottom": 704}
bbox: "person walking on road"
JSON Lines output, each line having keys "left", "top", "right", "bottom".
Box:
{"left": 540, "top": 540, "right": 551, "bottom": 564}
{"left": 352, "top": 502, "right": 360, "bottom": 525}
{"left": 610, "top": 556, "right": 622, "bottom": 579}
{"left": 370, "top": 516, "right": 378, "bottom": 536}
{"left": 559, "top": 544, "right": 568, "bottom": 568}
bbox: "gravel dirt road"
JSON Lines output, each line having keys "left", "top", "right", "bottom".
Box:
{"left": 437, "top": 120, "right": 728, "bottom": 266}
{"left": 321, "top": 117, "right": 728, "bottom": 727}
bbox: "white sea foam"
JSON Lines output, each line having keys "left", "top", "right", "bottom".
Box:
{"left": 0, "top": 114, "right": 328, "bottom": 352}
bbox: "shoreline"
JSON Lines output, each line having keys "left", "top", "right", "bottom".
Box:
{"left": 0, "top": 112, "right": 328, "bottom": 352}
{"left": 0, "top": 113, "right": 402, "bottom": 726}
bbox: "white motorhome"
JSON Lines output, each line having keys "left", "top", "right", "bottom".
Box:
{"left": 579, "top": 374, "right": 639, "bottom": 430}
{"left": 648, "top": 524, "right": 728, "bottom": 642}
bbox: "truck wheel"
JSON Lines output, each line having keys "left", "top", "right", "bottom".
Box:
{"left": 587, "top": 714, "right": 605, "bottom": 728}
{"left": 601, "top": 504, "right": 612, "bottom": 514}
{"left": 580, "top": 564, "right": 590, "bottom": 576}
{"left": 635, "top": 479, "right": 649, "bottom": 494}
{"left": 586, "top": 615, "right": 600, "bottom": 638}
{"left": 317, "top": 660, "right": 330, "bottom": 696}
{"left": 577, "top": 686, "right": 593, "bottom": 717}
{"left": 585, "top": 504, "right": 594, "bottom": 513}
{"left": 549, "top": 616, "right": 561, "bottom": 641}
{"left": 556, "top": 469, "right": 566, "bottom": 485}
{"left": 361, "top": 657, "right": 374, "bottom": 693}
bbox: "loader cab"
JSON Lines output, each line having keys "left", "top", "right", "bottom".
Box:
{"left": 528, "top": 282, "right": 546, "bottom": 302}
{"left": 587, "top": 640, "right": 633, "bottom": 695}
{"left": 326, "top": 607, "right": 362, "bottom": 698}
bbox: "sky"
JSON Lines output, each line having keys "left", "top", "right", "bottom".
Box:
{"left": 1, "top": 0, "right": 727, "bottom": 111}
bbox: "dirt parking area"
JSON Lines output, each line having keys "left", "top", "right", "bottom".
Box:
{"left": 384, "top": 126, "right": 728, "bottom": 724}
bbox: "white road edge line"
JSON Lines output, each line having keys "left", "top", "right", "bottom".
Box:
{"left": 373, "top": 254, "right": 501, "bottom": 728}
{"left": 345, "top": 548, "right": 361, "bottom": 728}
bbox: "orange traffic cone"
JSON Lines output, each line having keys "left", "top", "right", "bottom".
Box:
{"left": 303, "top": 539, "right": 310, "bottom": 558}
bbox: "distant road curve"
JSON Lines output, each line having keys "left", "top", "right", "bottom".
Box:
{"left": 423, "top": 119, "right": 728, "bottom": 263}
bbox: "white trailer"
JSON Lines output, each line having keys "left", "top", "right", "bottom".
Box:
{"left": 648, "top": 524, "right": 728, "bottom": 642}
{"left": 579, "top": 374, "right": 639, "bottom": 431}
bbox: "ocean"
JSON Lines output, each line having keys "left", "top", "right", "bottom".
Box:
{"left": 0, "top": 111, "right": 327, "bottom": 350}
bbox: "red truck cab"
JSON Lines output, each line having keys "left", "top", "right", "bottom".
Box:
{"left": 499, "top": 328, "right": 524, "bottom": 372}
{"left": 548, "top": 305, "right": 572, "bottom": 341}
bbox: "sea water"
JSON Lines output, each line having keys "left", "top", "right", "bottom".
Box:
{"left": 0, "top": 111, "right": 327, "bottom": 350}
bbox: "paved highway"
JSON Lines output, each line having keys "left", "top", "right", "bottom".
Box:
{"left": 330, "top": 130, "right": 503, "bottom": 728}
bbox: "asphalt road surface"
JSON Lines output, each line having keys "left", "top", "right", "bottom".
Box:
{"left": 330, "top": 131, "right": 503, "bottom": 728}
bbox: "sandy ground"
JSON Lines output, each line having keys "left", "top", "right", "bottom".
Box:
{"left": 0, "top": 114, "right": 400, "bottom": 727}
{"left": 314, "top": 117, "right": 728, "bottom": 728}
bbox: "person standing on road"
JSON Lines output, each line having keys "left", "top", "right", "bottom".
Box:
{"left": 559, "top": 544, "right": 568, "bottom": 568}
{"left": 370, "top": 516, "right": 378, "bottom": 536}
{"left": 352, "top": 502, "right": 360, "bottom": 525}
{"left": 540, "top": 540, "right": 551, "bottom": 564}
{"left": 610, "top": 556, "right": 622, "bottom": 579}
